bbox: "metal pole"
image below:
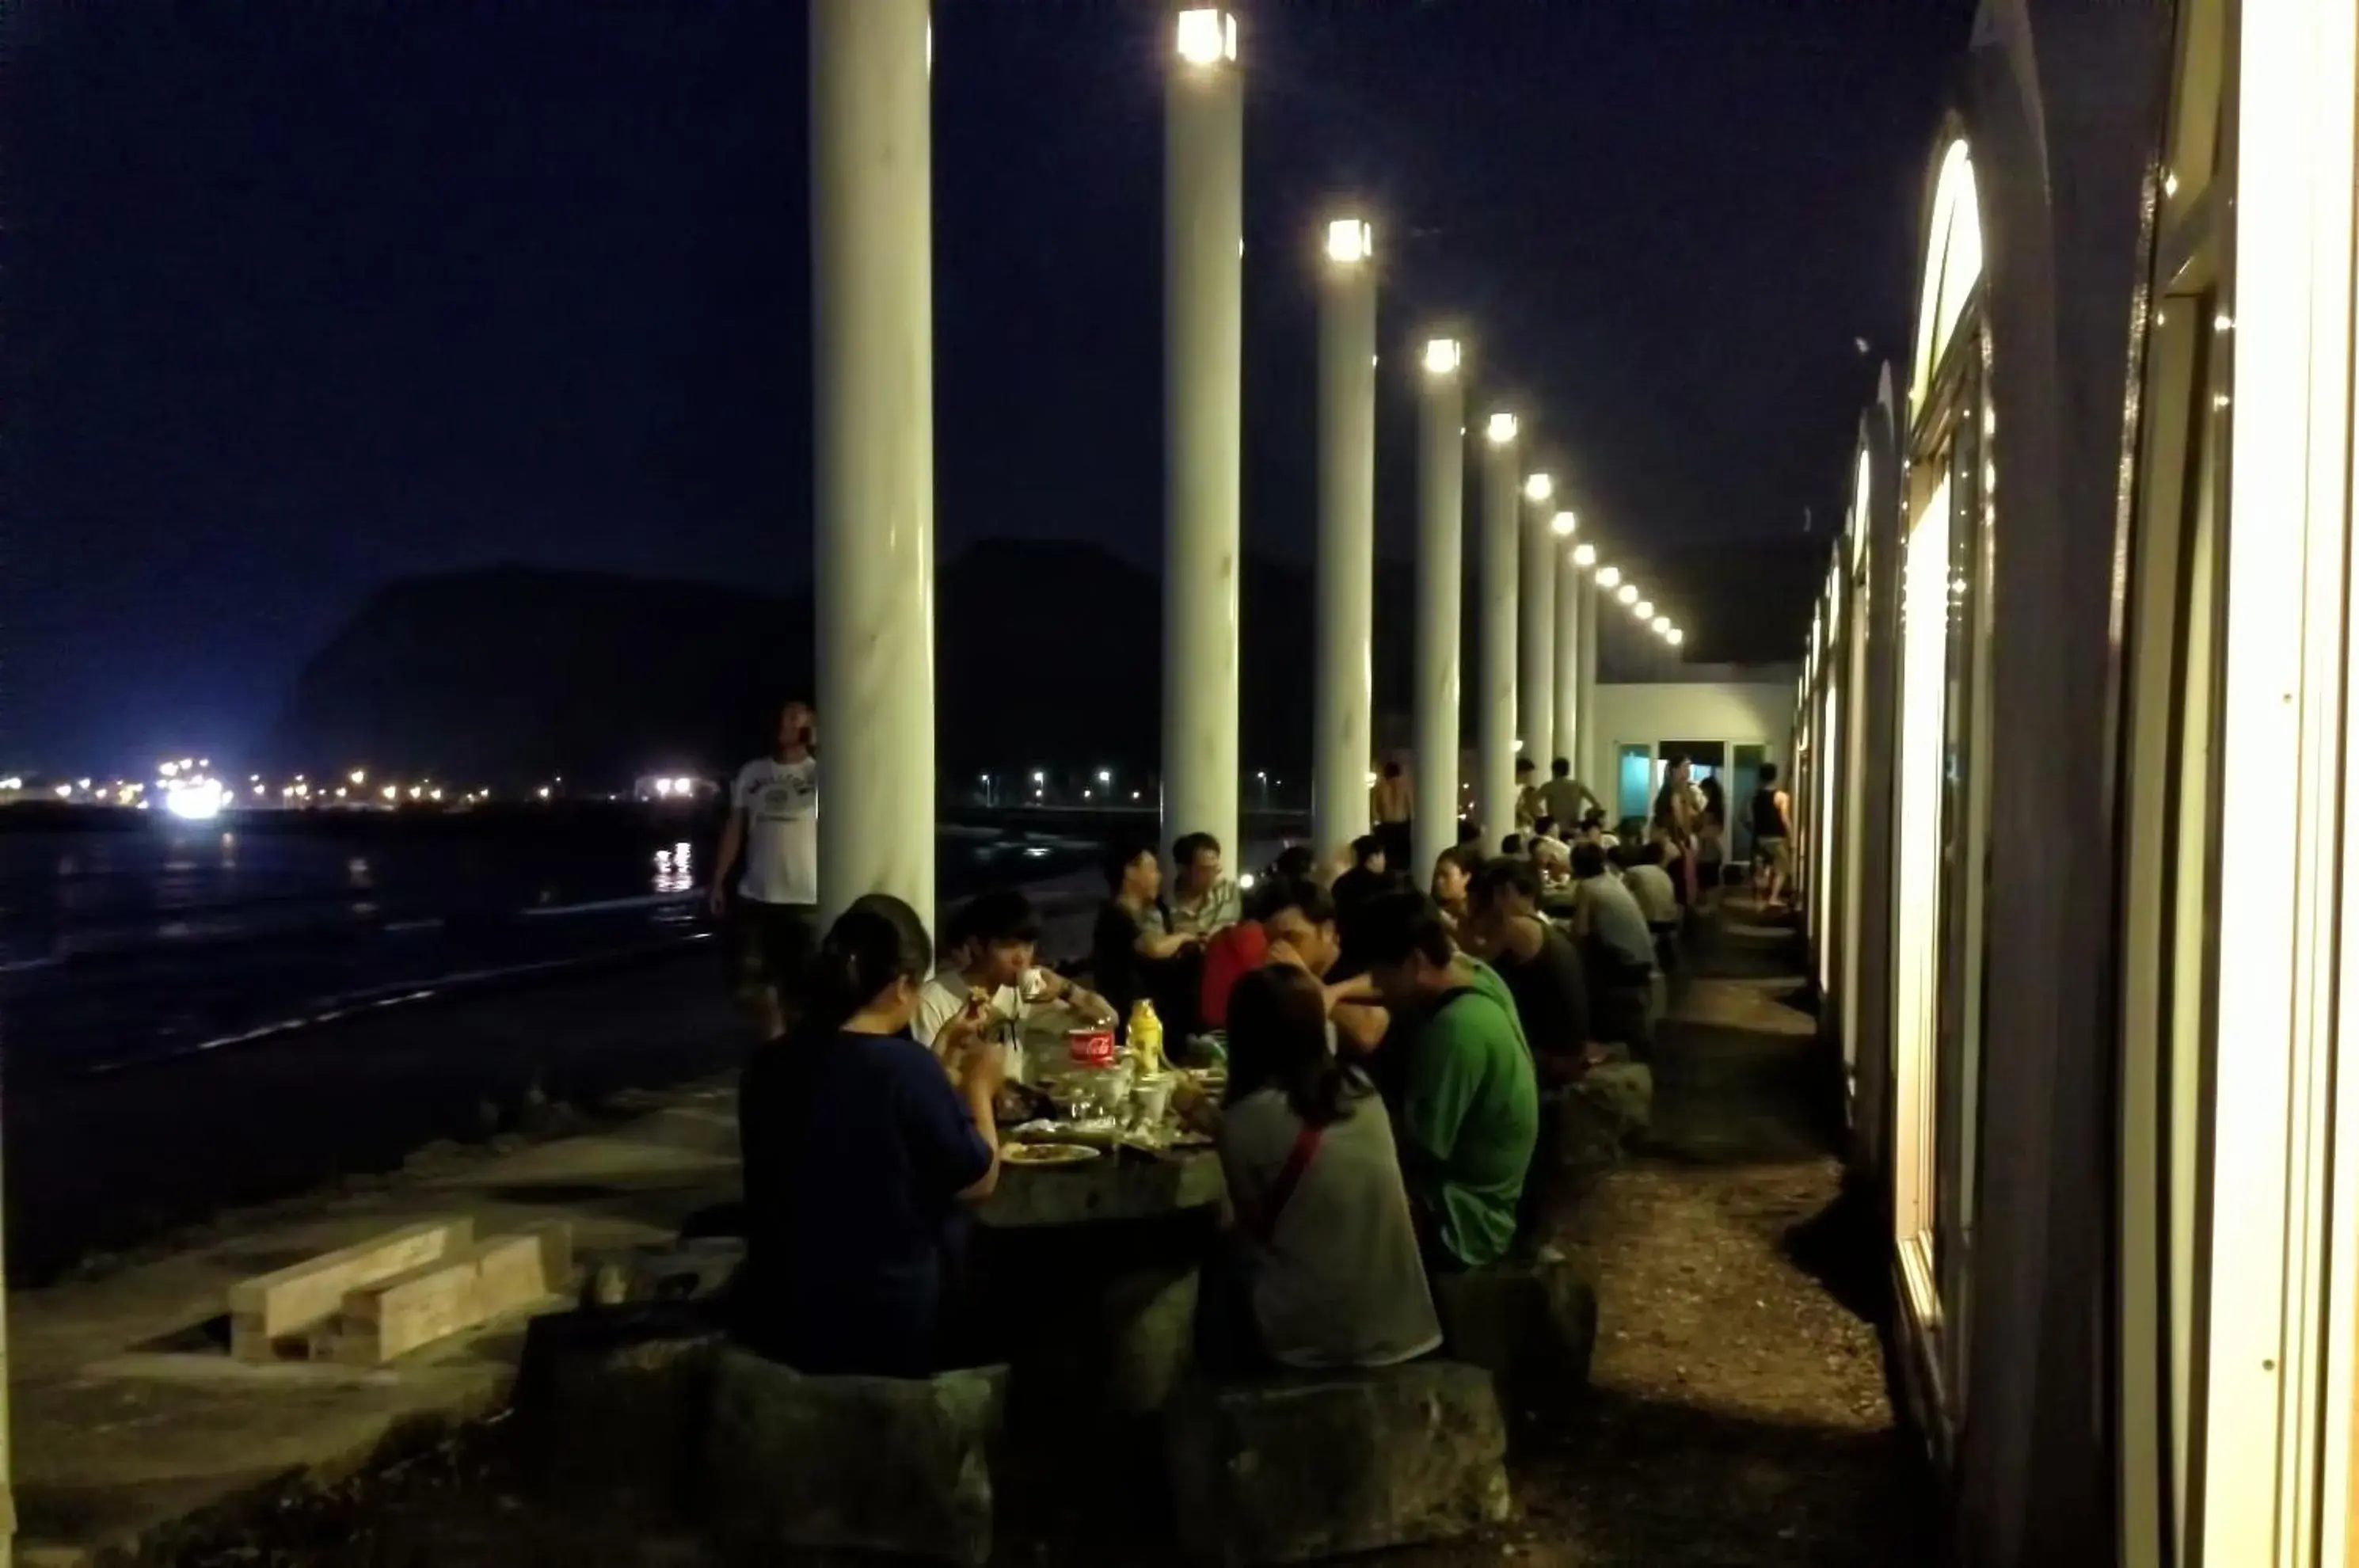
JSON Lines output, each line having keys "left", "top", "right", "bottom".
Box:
{"left": 1553, "top": 536, "right": 1583, "bottom": 785}
{"left": 1476, "top": 415, "right": 1520, "bottom": 849}
{"left": 1162, "top": 6, "right": 1243, "bottom": 867}
{"left": 812, "top": 0, "right": 934, "bottom": 933}
{"left": 1312, "top": 216, "right": 1376, "bottom": 873}
{"left": 1413, "top": 340, "right": 1466, "bottom": 882}
{"left": 1518, "top": 482, "right": 1556, "bottom": 773}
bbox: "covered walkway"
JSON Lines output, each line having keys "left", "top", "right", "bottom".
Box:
{"left": 1501, "top": 901, "right": 1932, "bottom": 1565}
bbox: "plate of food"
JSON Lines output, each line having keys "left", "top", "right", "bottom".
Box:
{"left": 1002, "top": 1142, "right": 1101, "bottom": 1167}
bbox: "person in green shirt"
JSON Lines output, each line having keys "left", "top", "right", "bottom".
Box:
{"left": 1355, "top": 891, "right": 1539, "bottom": 1271}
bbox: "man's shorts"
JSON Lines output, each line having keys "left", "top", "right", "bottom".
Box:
{"left": 731, "top": 897, "right": 817, "bottom": 1004}
{"left": 1755, "top": 835, "right": 1792, "bottom": 875}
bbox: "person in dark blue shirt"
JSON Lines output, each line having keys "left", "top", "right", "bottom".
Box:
{"left": 735, "top": 893, "right": 1004, "bottom": 1377}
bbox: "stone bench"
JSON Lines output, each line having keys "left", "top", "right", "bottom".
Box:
{"left": 1166, "top": 1360, "right": 1512, "bottom": 1565}
{"left": 515, "top": 1303, "right": 729, "bottom": 1517}
{"left": 1431, "top": 1252, "right": 1598, "bottom": 1436}
{"left": 702, "top": 1347, "right": 1010, "bottom": 1566}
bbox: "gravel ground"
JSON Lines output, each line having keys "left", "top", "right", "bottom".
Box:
{"left": 172, "top": 917, "right": 1934, "bottom": 1567}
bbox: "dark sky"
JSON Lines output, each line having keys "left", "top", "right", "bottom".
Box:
{"left": 6, "top": 0, "right": 1973, "bottom": 774}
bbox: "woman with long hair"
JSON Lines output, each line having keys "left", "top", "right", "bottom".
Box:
{"left": 735, "top": 894, "right": 1003, "bottom": 1377}
{"left": 1212, "top": 965, "right": 1441, "bottom": 1369}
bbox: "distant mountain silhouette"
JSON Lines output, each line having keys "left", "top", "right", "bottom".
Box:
{"left": 265, "top": 535, "right": 1812, "bottom": 787}
{"left": 268, "top": 543, "right": 1415, "bottom": 786}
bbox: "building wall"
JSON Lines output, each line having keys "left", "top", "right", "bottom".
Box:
{"left": 1581, "top": 676, "right": 1798, "bottom": 799}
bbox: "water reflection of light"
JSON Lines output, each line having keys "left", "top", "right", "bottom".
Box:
{"left": 348, "top": 856, "right": 372, "bottom": 889}
{"left": 653, "top": 841, "right": 695, "bottom": 895}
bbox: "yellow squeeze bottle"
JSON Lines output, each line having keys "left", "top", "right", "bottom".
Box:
{"left": 1128, "top": 999, "right": 1163, "bottom": 1075}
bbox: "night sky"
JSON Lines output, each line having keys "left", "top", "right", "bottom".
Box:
{"left": 7, "top": 0, "right": 1973, "bottom": 774}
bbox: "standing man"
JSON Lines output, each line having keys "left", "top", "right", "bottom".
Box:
{"left": 711, "top": 700, "right": 820, "bottom": 1041}
{"left": 1539, "top": 757, "right": 1603, "bottom": 835}
{"left": 1371, "top": 757, "right": 1413, "bottom": 875}
{"left": 1749, "top": 762, "right": 1794, "bottom": 910}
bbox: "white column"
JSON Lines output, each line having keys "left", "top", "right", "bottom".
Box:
{"left": 1412, "top": 340, "right": 1465, "bottom": 881}
{"left": 1311, "top": 217, "right": 1376, "bottom": 873}
{"left": 1553, "top": 527, "right": 1583, "bottom": 778}
{"left": 812, "top": 0, "right": 934, "bottom": 933}
{"left": 1577, "top": 567, "right": 1600, "bottom": 793}
{"left": 1162, "top": 6, "right": 1243, "bottom": 865}
{"left": 1476, "top": 413, "right": 1520, "bottom": 848}
{"left": 1518, "top": 474, "right": 1557, "bottom": 772}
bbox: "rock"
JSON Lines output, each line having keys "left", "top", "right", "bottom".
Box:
{"left": 514, "top": 1305, "right": 728, "bottom": 1517}
{"left": 575, "top": 1238, "right": 745, "bottom": 1310}
{"left": 1432, "top": 1255, "right": 1598, "bottom": 1431}
{"left": 1166, "top": 1361, "right": 1512, "bottom": 1565}
{"left": 1575, "top": 1061, "right": 1653, "bottom": 1140}
{"left": 702, "top": 1347, "right": 1008, "bottom": 1566}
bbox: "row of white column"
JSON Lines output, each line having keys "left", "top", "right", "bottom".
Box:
{"left": 809, "top": 2, "right": 1619, "bottom": 926}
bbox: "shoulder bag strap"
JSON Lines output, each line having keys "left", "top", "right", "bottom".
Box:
{"left": 1246, "top": 1122, "right": 1325, "bottom": 1243}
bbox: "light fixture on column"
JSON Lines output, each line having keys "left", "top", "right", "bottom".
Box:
{"left": 1634, "top": 599, "right": 1654, "bottom": 619}
{"left": 1616, "top": 584, "right": 1639, "bottom": 606}
{"left": 1422, "top": 337, "right": 1462, "bottom": 376}
{"left": 1595, "top": 564, "right": 1621, "bottom": 588}
{"left": 1486, "top": 412, "right": 1519, "bottom": 445}
{"left": 1550, "top": 510, "right": 1577, "bottom": 538}
{"left": 1572, "top": 542, "right": 1597, "bottom": 568}
{"left": 1524, "top": 473, "right": 1553, "bottom": 502}
{"left": 1326, "top": 218, "right": 1372, "bottom": 265}
{"left": 1175, "top": 8, "right": 1237, "bottom": 67}
{"left": 1652, "top": 615, "right": 1672, "bottom": 634}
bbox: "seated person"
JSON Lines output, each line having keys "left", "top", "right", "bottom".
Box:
{"left": 915, "top": 888, "right": 1114, "bottom": 1055}
{"left": 1093, "top": 837, "right": 1204, "bottom": 1030}
{"left": 1356, "top": 892, "right": 1539, "bottom": 1273}
{"left": 1331, "top": 834, "right": 1394, "bottom": 916}
{"left": 1500, "top": 832, "right": 1525, "bottom": 857}
{"left": 1527, "top": 815, "right": 1572, "bottom": 877}
{"left": 1198, "top": 910, "right": 1272, "bottom": 1031}
{"left": 1623, "top": 841, "right": 1682, "bottom": 934}
{"left": 1255, "top": 875, "right": 1389, "bottom": 1053}
{"left": 736, "top": 896, "right": 1004, "bottom": 1377}
{"left": 1265, "top": 843, "right": 1318, "bottom": 885}
{"left": 1429, "top": 843, "right": 1485, "bottom": 932}
{"left": 1569, "top": 843, "right": 1656, "bottom": 1052}
{"left": 1459, "top": 857, "right": 1592, "bottom": 1075}
{"left": 1214, "top": 966, "right": 1443, "bottom": 1370}
{"left": 1167, "top": 831, "right": 1242, "bottom": 936}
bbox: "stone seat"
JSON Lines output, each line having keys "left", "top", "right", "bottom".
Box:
{"left": 515, "top": 1303, "right": 729, "bottom": 1517}
{"left": 1166, "top": 1359, "right": 1512, "bottom": 1566}
{"left": 1431, "top": 1251, "right": 1598, "bottom": 1434}
{"left": 702, "top": 1346, "right": 1010, "bottom": 1566}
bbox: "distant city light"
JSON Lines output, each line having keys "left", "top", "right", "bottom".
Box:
{"left": 350, "top": 769, "right": 367, "bottom": 786}
{"left": 164, "top": 779, "right": 226, "bottom": 821}
{"left": 1550, "top": 511, "right": 1577, "bottom": 538}
{"left": 55, "top": 783, "right": 74, "bottom": 799}
{"left": 160, "top": 761, "right": 181, "bottom": 779}
{"left": 382, "top": 785, "right": 398, "bottom": 801}
{"left": 538, "top": 786, "right": 552, "bottom": 801}
{"left": 1523, "top": 474, "right": 1553, "bottom": 502}
{"left": 1572, "top": 542, "right": 1597, "bottom": 568}
{"left": 1421, "top": 338, "right": 1462, "bottom": 376}
{"left": 1097, "top": 768, "right": 1113, "bottom": 784}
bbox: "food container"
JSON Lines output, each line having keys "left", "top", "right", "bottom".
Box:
{"left": 1067, "top": 1026, "right": 1117, "bottom": 1066}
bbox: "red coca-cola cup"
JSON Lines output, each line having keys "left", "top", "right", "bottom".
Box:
{"left": 1067, "top": 1026, "right": 1117, "bottom": 1066}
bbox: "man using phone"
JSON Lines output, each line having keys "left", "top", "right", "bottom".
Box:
{"left": 711, "top": 700, "right": 820, "bottom": 1041}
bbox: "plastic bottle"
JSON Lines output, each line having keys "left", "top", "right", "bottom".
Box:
{"left": 1127, "top": 998, "right": 1164, "bottom": 1075}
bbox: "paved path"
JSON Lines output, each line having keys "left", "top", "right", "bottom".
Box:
{"left": 1400, "top": 900, "right": 1935, "bottom": 1566}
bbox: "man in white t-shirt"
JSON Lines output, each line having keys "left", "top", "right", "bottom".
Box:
{"left": 710, "top": 700, "right": 820, "bottom": 1041}
{"left": 913, "top": 888, "right": 1114, "bottom": 1058}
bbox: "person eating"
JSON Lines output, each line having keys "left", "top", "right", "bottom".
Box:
{"left": 734, "top": 896, "right": 1004, "bottom": 1377}
{"left": 1211, "top": 965, "right": 1442, "bottom": 1371}
{"left": 915, "top": 888, "right": 1115, "bottom": 1056}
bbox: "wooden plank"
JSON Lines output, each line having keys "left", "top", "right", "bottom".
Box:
{"left": 324, "top": 1224, "right": 575, "bottom": 1366}
{"left": 227, "top": 1217, "right": 473, "bottom": 1359}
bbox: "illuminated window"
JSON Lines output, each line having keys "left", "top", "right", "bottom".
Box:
{"left": 1908, "top": 141, "right": 1984, "bottom": 421}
